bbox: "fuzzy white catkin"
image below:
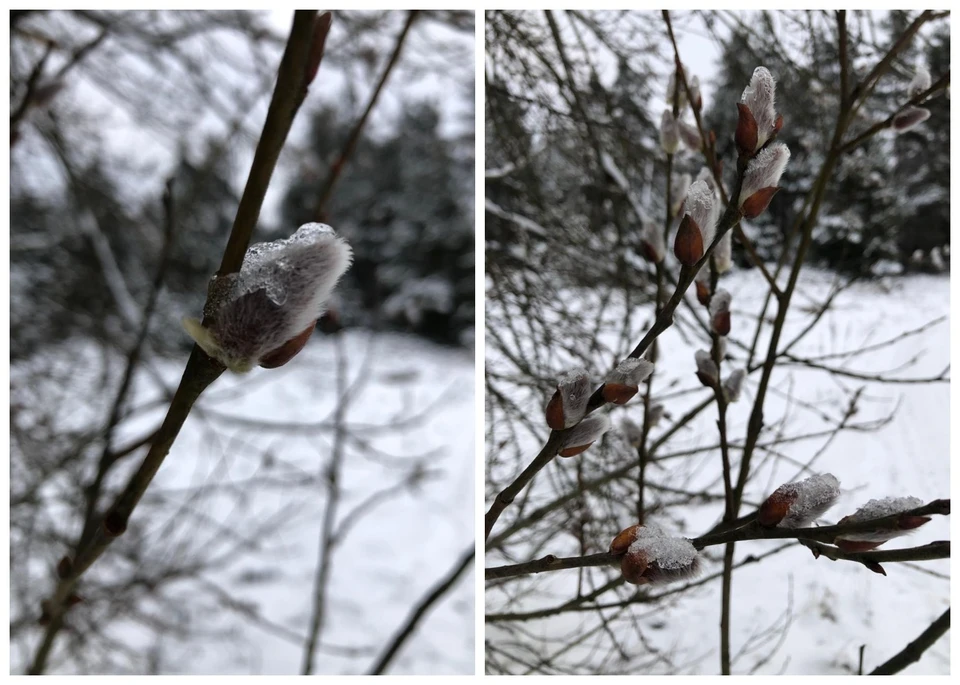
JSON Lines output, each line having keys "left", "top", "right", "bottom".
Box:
{"left": 709, "top": 289, "right": 731, "bottom": 319}
{"left": 837, "top": 496, "right": 924, "bottom": 543}
{"left": 777, "top": 473, "right": 841, "bottom": 527}
{"left": 907, "top": 64, "right": 932, "bottom": 99}
{"left": 666, "top": 68, "right": 688, "bottom": 109}
{"left": 714, "top": 231, "right": 733, "bottom": 272}
{"left": 685, "top": 180, "right": 719, "bottom": 246}
{"left": 694, "top": 349, "right": 718, "bottom": 382}
{"left": 741, "top": 66, "right": 778, "bottom": 149}
{"left": 660, "top": 110, "right": 680, "bottom": 154}
{"left": 689, "top": 75, "right": 701, "bottom": 108}
{"left": 723, "top": 368, "right": 745, "bottom": 402}
{"left": 563, "top": 413, "right": 611, "bottom": 449}
{"left": 184, "top": 223, "right": 352, "bottom": 372}
{"left": 607, "top": 358, "right": 654, "bottom": 387}
{"left": 739, "top": 143, "right": 790, "bottom": 205}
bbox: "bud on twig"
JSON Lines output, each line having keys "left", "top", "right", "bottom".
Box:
{"left": 559, "top": 414, "right": 611, "bottom": 457}
{"left": 722, "top": 368, "right": 746, "bottom": 402}
{"left": 674, "top": 214, "right": 704, "bottom": 267}
{"left": 545, "top": 368, "right": 591, "bottom": 430}
{"left": 740, "top": 66, "right": 779, "bottom": 151}
{"left": 757, "top": 473, "right": 841, "bottom": 528}
{"left": 660, "top": 110, "right": 681, "bottom": 154}
{"left": 892, "top": 106, "right": 931, "bottom": 132}
{"left": 709, "top": 289, "right": 732, "bottom": 336}
{"left": 907, "top": 64, "right": 932, "bottom": 99}
{"left": 834, "top": 496, "right": 928, "bottom": 551}
{"left": 695, "top": 349, "right": 719, "bottom": 388}
{"left": 739, "top": 143, "right": 790, "bottom": 217}
{"left": 695, "top": 271, "right": 711, "bottom": 306}
{"left": 689, "top": 75, "right": 702, "bottom": 111}
{"left": 640, "top": 221, "right": 666, "bottom": 264}
{"left": 602, "top": 358, "right": 654, "bottom": 405}
{"left": 685, "top": 179, "right": 719, "bottom": 247}
{"left": 666, "top": 69, "right": 688, "bottom": 109}
{"left": 611, "top": 524, "right": 701, "bottom": 586}
{"left": 183, "top": 223, "right": 353, "bottom": 372}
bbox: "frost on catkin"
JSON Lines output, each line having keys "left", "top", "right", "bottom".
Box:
{"left": 758, "top": 473, "right": 841, "bottom": 528}
{"left": 835, "top": 496, "right": 928, "bottom": 549}
{"left": 184, "top": 223, "right": 352, "bottom": 372}
{"left": 612, "top": 524, "right": 701, "bottom": 586}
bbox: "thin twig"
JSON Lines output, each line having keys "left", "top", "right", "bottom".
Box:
{"left": 369, "top": 546, "right": 475, "bottom": 674}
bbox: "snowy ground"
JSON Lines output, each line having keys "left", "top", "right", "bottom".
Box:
{"left": 13, "top": 331, "right": 475, "bottom": 675}
{"left": 485, "top": 270, "right": 949, "bottom": 675}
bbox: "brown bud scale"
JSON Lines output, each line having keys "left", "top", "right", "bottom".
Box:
{"left": 602, "top": 382, "right": 639, "bottom": 405}
{"left": 741, "top": 186, "right": 780, "bottom": 219}
{"left": 674, "top": 214, "right": 704, "bottom": 267}
{"left": 260, "top": 321, "right": 317, "bottom": 369}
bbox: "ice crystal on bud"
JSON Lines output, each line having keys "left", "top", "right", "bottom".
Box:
{"left": 183, "top": 223, "right": 352, "bottom": 372}
{"left": 759, "top": 473, "right": 841, "bottom": 528}
{"left": 907, "top": 64, "right": 931, "bottom": 99}
{"left": 696, "top": 167, "right": 719, "bottom": 198}
{"left": 546, "top": 368, "right": 591, "bottom": 429}
{"left": 660, "top": 110, "right": 681, "bottom": 154}
{"left": 685, "top": 180, "right": 719, "bottom": 247}
{"left": 714, "top": 231, "right": 733, "bottom": 272}
{"left": 740, "top": 66, "right": 779, "bottom": 149}
{"left": 616, "top": 524, "right": 701, "bottom": 586}
{"left": 739, "top": 143, "right": 790, "bottom": 206}
{"left": 892, "top": 106, "right": 931, "bottom": 132}
{"left": 695, "top": 349, "right": 718, "bottom": 386}
{"left": 559, "top": 414, "right": 611, "bottom": 457}
{"left": 723, "top": 368, "right": 746, "bottom": 402}
{"left": 835, "top": 496, "right": 928, "bottom": 550}
{"left": 607, "top": 358, "right": 654, "bottom": 387}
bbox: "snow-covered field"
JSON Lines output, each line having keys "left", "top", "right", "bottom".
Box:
{"left": 13, "top": 331, "right": 475, "bottom": 675}
{"left": 485, "top": 270, "right": 949, "bottom": 675}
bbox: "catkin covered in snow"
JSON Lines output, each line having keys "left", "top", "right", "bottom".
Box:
{"left": 183, "top": 223, "right": 352, "bottom": 372}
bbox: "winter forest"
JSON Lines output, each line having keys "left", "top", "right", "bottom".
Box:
{"left": 10, "top": 10, "right": 474, "bottom": 675}
{"left": 485, "top": 9, "right": 950, "bottom": 676}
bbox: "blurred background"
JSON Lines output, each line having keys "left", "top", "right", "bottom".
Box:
{"left": 485, "top": 9, "right": 948, "bottom": 675}
{"left": 10, "top": 10, "right": 474, "bottom": 675}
